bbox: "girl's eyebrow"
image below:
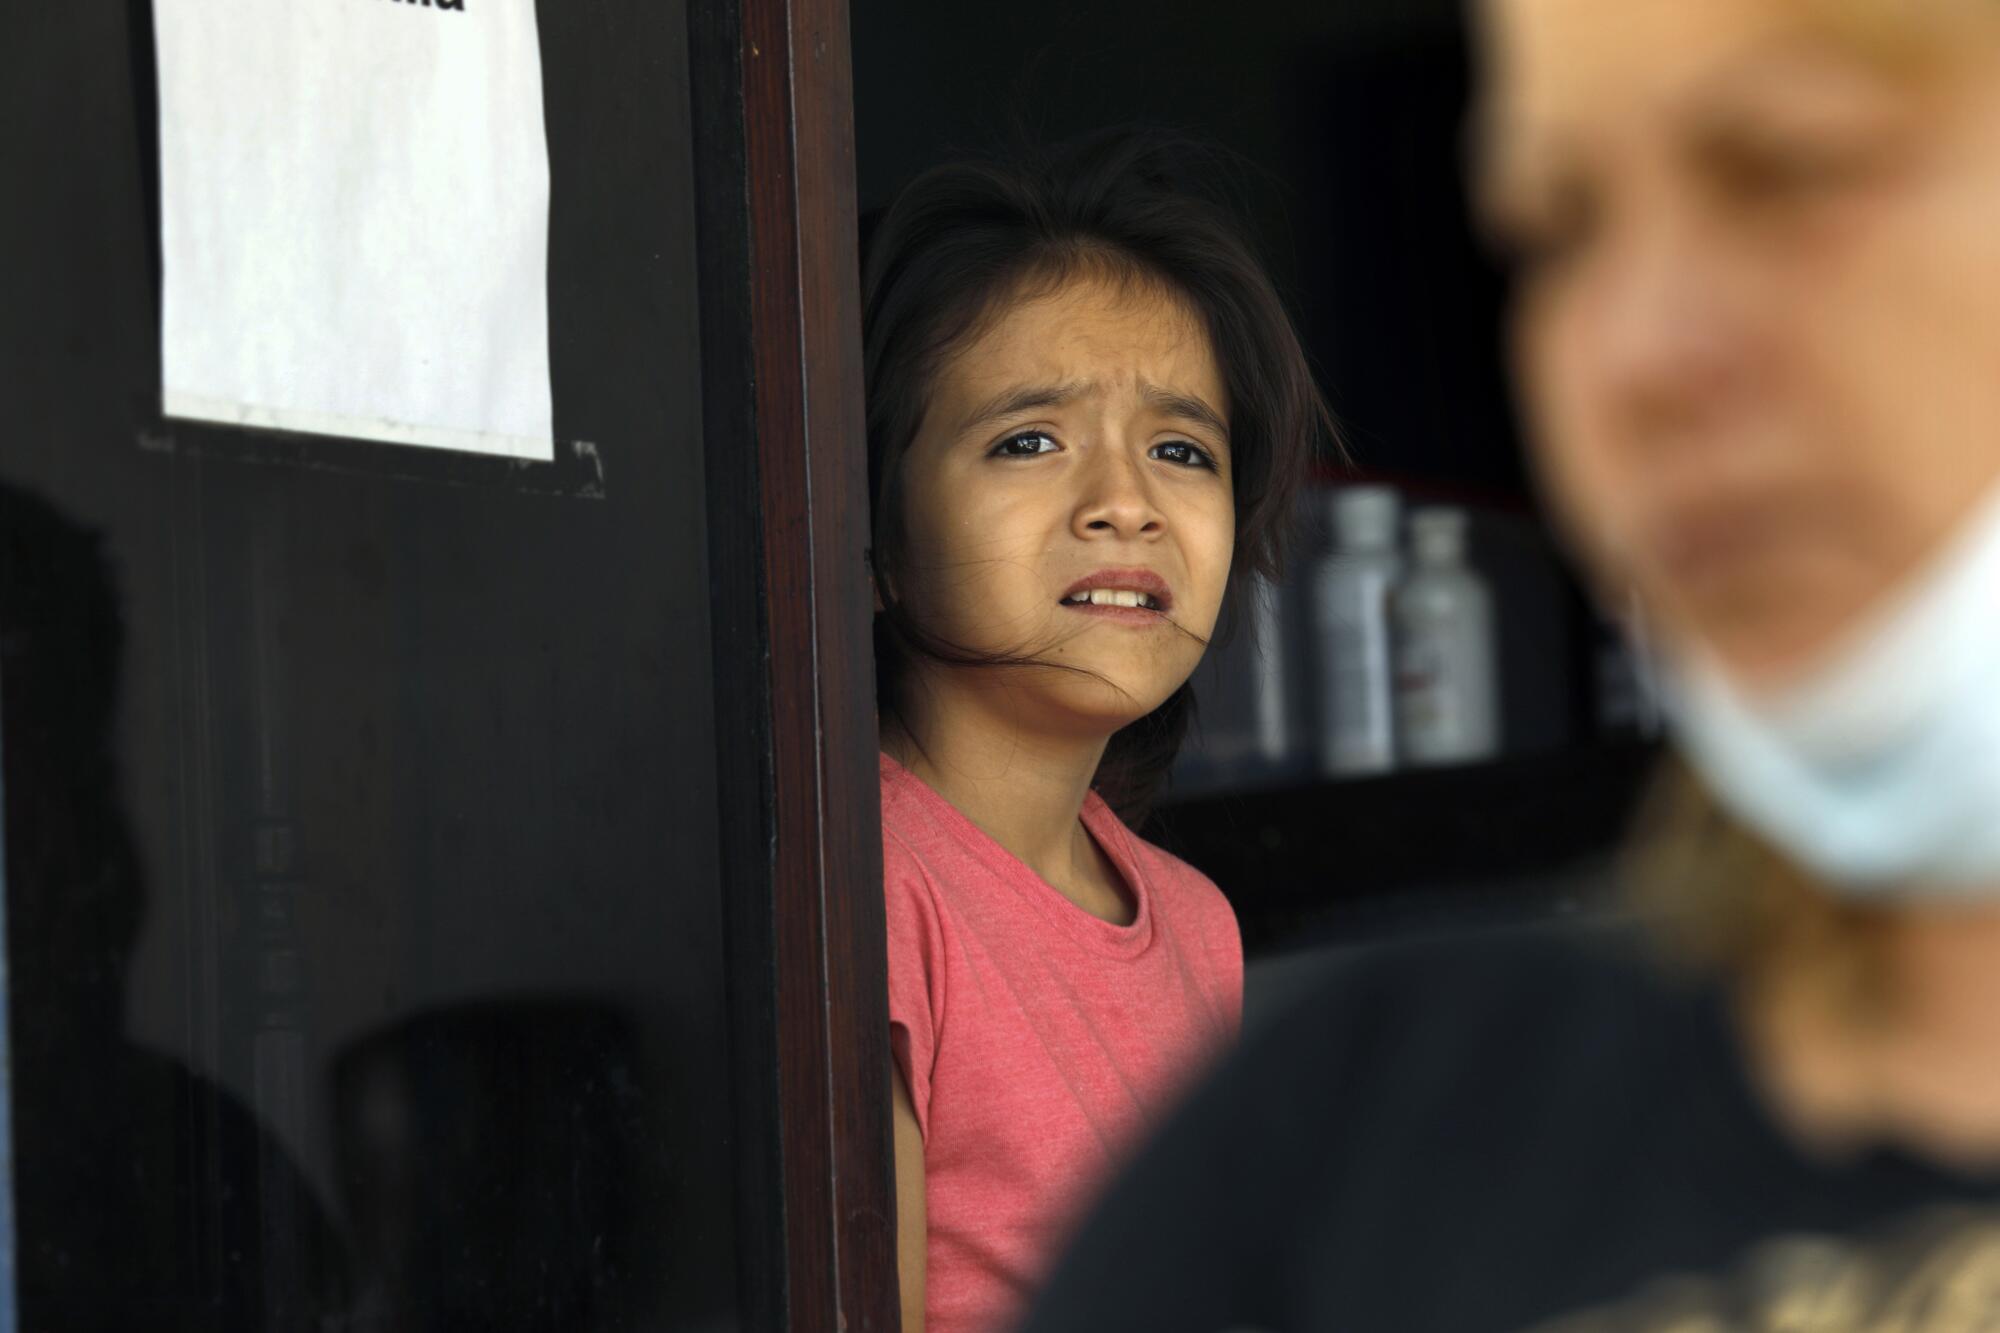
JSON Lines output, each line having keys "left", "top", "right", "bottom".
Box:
{"left": 956, "top": 382, "right": 1085, "bottom": 437}
{"left": 1140, "top": 384, "right": 1230, "bottom": 446}
{"left": 956, "top": 379, "right": 1230, "bottom": 444}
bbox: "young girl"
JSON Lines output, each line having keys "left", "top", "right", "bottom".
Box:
{"left": 862, "top": 131, "right": 1331, "bottom": 1332}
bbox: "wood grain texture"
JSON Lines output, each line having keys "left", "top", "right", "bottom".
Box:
{"left": 735, "top": 0, "right": 898, "bottom": 1325}
{"left": 689, "top": 0, "right": 786, "bottom": 1324}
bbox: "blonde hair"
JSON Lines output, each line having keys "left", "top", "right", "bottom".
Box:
{"left": 1624, "top": 754, "right": 1896, "bottom": 1023}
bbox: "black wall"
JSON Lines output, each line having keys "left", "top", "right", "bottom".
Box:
{"left": 4, "top": 1, "right": 738, "bottom": 1326}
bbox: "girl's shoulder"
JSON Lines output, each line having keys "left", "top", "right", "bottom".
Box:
{"left": 876, "top": 752, "right": 1001, "bottom": 914}
{"left": 878, "top": 761, "right": 956, "bottom": 963}
{"left": 878, "top": 755, "right": 942, "bottom": 884}
{"left": 877, "top": 751, "right": 971, "bottom": 868}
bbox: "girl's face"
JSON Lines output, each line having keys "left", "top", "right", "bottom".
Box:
{"left": 892, "top": 272, "right": 1236, "bottom": 732}
{"left": 1480, "top": 0, "right": 2000, "bottom": 684}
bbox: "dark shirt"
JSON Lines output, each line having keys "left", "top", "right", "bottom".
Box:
{"left": 1021, "top": 927, "right": 2000, "bottom": 1331}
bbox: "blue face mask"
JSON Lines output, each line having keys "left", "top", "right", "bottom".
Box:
{"left": 1663, "top": 482, "right": 2000, "bottom": 899}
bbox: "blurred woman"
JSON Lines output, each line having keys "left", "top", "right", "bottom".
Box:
{"left": 1021, "top": 2, "right": 2000, "bottom": 1328}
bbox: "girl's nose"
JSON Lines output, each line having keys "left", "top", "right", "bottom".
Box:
{"left": 1072, "top": 446, "right": 1165, "bottom": 542}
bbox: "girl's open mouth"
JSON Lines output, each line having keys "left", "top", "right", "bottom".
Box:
{"left": 1056, "top": 568, "right": 1174, "bottom": 622}
{"left": 1056, "top": 580, "right": 1173, "bottom": 626}
{"left": 1060, "top": 588, "right": 1164, "bottom": 611}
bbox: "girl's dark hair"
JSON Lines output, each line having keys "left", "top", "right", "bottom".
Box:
{"left": 863, "top": 127, "right": 1336, "bottom": 819}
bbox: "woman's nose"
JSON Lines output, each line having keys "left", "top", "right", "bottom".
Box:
{"left": 1575, "top": 210, "right": 1755, "bottom": 442}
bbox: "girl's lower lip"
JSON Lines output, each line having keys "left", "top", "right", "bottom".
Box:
{"left": 1058, "top": 602, "right": 1170, "bottom": 626}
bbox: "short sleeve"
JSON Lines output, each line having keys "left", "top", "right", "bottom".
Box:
{"left": 1211, "top": 895, "right": 1244, "bottom": 1037}
{"left": 883, "top": 828, "right": 947, "bottom": 1143}
{"left": 1156, "top": 852, "right": 1244, "bottom": 1041}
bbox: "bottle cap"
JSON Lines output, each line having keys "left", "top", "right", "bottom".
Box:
{"left": 1410, "top": 507, "right": 1469, "bottom": 563}
{"left": 1330, "top": 486, "right": 1400, "bottom": 552}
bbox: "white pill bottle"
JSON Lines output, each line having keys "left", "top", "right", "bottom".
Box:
{"left": 1310, "top": 486, "right": 1403, "bottom": 775}
{"left": 1391, "top": 506, "right": 1500, "bottom": 766}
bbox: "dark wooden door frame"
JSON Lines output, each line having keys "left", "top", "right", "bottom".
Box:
{"left": 692, "top": 0, "right": 898, "bottom": 1328}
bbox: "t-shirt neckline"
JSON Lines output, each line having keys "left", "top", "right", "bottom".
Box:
{"left": 880, "top": 751, "right": 1156, "bottom": 958}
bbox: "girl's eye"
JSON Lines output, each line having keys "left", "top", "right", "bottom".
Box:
{"left": 1151, "top": 440, "right": 1218, "bottom": 470}
{"left": 990, "top": 431, "right": 1060, "bottom": 458}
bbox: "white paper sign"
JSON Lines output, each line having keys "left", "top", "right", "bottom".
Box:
{"left": 155, "top": 0, "right": 555, "bottom": 460}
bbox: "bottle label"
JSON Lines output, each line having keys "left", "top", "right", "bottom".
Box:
{"left": 1393, "top": 617, "right": 1497, "bottom": 764}
{"left": 1315, "top": 562, "right": 1396, "bottom": 772}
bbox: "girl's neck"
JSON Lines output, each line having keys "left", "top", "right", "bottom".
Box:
{"left": 882, "top": 681, "right": 1113, "bottom": 891}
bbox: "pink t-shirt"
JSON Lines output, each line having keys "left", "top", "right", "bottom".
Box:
{"left": 881, "top": 753, "right": 1242, "bottom": 1333}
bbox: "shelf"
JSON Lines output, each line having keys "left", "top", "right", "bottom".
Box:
{"left": 1144, "top": 740, "right": 1662, "bottom": 953}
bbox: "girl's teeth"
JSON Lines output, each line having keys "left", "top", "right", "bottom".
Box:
{"left": 1072, "top": 589, "right": 1156, "bottom": 609}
